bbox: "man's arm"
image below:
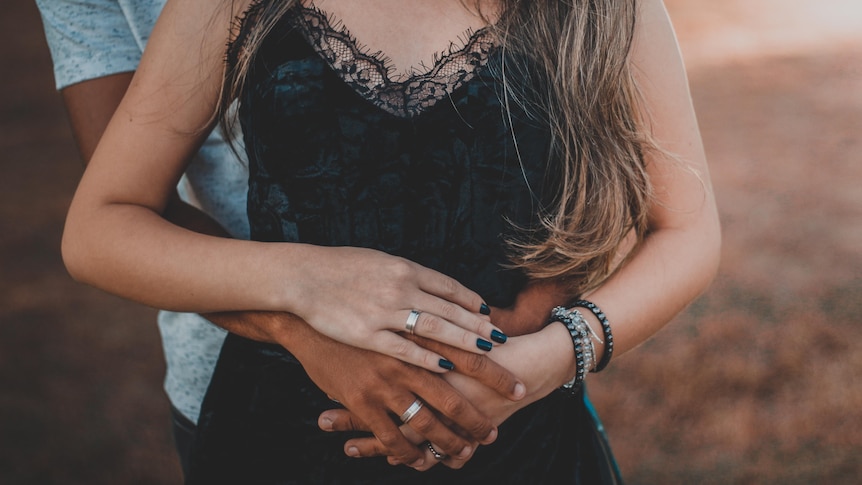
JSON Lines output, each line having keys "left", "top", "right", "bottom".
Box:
{"left": 62, "top": 73, "right": 238, "bottom": 241}
{"left": 62, "top": 72, "right": 135, "bottom": 162}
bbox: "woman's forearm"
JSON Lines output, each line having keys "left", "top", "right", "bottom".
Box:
{"left": 581, "top": 222, "right": 721, "bottom": 359}
{"left": 423, "top": 222, "right": 720, "bottom": 435}
{"left": 62, "top": 202, "right": 299, "bottom": 313}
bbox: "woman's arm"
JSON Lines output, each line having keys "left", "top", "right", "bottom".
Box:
{"left": 60, "top": 0, "right": 505, "bottom": 372}
{"left": 577, "top": 0, "right": 720, "bottom": 358}
{"left": 321, "top": 0, "right": 720, "bottom": 468}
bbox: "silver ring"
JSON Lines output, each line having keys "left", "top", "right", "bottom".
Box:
{"left": 426, "top": 441, "right": 446, "bottom": 460}
{"left": 399, "top": 399, "right": 423, "bottom": 424}
{"left": 405, "top": 310, "right": 421, "bottom": 335}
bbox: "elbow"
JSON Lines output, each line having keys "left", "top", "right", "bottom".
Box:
{"left": 698, "top": 213, "right": 723, "bottom": 293}
{"left": 61, "top": 212, "right": 94, "bottom": 285}
{"left": 61, "top": 224, "right": 85, "bottom": 283}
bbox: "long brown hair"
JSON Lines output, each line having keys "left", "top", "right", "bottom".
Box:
{"left": 220, "top": 0, "right": 654, "bottom": 296}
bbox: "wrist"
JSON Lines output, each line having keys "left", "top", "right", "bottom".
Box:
{"left": 203, "top": 310, "right": 308, "bottom": 347}
{"left": 577, "top": 311, "right": 605, "bottom": 366}
{"left": 504, "top": 324, "right": 577, "bottom": 399}
{"left": 571, "top": 299, "right": 614, "bottom": 372}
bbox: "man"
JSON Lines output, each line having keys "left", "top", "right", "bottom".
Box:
{"left": 36, "top": 0, "right": 551, "bottom": 477}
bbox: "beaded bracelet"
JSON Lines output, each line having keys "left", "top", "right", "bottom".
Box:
{"left": 572, "top": 299, "right": 614, "bottom": 372}
{"left": 549, "top": 306, "right": 595, "bottom": 394}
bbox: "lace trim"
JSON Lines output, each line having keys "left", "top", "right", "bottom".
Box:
{"left": 295, "top": 4, "right": 497, "bottom": 118}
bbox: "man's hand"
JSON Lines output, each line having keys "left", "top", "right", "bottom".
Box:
{"left": 318, "top": 323, "right": 576, "bottom": 471}
{"left": 208, "top": 311, "right": 525, "bottom": 468}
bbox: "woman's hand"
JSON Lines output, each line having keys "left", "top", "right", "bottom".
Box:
{"left": 285, "top": 245, "right": 507, "bottom": 372}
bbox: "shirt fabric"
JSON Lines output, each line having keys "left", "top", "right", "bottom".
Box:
{"left": 36, "top": 0, "right": 250, "bottom": 424}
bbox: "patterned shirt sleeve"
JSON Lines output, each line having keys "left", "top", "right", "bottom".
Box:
{"left": 35, "top": 0, "right": 143, "bottom": 90}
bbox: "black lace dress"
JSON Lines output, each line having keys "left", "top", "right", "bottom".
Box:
{"left": 188, "top": 4, "right": 622, "bottom": 484}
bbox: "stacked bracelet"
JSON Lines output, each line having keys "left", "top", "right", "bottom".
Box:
{"left": 572, "top": 299, "right": 614, "bottom": 372}
{"left": 549, "top": 306, "right": 595, "bottom": 393}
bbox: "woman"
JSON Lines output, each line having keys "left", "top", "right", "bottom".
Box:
{"left": 62, "top": 0, "right": 720, "bottom": 482}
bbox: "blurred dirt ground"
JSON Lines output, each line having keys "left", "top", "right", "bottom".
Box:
{"left": 1, "top": 1, "right": 860, "bottom": 484}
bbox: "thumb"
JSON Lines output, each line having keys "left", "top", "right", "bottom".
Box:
{"left": 318, "top": 409, "right": 371, "bottom": 432}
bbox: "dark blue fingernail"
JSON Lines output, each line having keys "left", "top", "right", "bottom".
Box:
{"left": 479, "top": 303, "right": 491, "bottom": 315}
{"left": 491, "top": 329, "right": 508, "bottom": 344}
{"left": 438, "top": 359, "right": 455, "bottom": 370}
{"left": 476, "top": 338, "right": 493, "bottom": 351}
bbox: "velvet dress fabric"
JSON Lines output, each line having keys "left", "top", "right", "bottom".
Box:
{"left": 188, "top": 4, "right": 622, "bottom": 483}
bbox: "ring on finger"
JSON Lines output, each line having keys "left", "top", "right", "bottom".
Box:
{"left": 426, "top": 441, "right": 446, "bottom": 460}
{"left": 400, "top": 399, "right": 423, "bottom": 424}
{"left": 405, "top": 310, "right": 422, "bottom": 335}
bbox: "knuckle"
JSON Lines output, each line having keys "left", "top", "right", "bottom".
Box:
{"left": 343, "top": 388, "right": 370, "bottom": 405}
{"left": 434, "top": 431, "right": 465, "bottom": 453}
{"left": 419, "top": 313, "right": 442, "bottom": 335}
{"left": 493, "top": 368, "right": 514, "bottom": 392}
{"left": 439, "top": 392, "right": 467, "bottom": 417}
{"left": 436, "top": 301, "right": 458, "bottom": 320}
{"left": 392, "top": 339, "right": 412, "bottom": 358}
{"left": 408, "top": 411, "right": 435, "bottom": 434}
{"left": 387, "top": 258, "right": 414, "bottom": 282}
{"left": 461, "top": 352, "right": 487, "bottom": 375}
{"left": 374, "top": 428, "right": 402, "bottom": 448}
{"left": 422, "top": 351, "right": 440, "bottom": 370}
{"left": 466, "top": 417, "right": 493, "bottom": 438}
{"left": 345, "top": 416, "right": 363, "bottom": 431}
{"left": 439, "top": 276, "right": 460, "bottom": 298}
{"left": 396, "top": 446, "right": 423, "bottom": 464}
{"left": 460, "top": 329, "right": 476, "bottom": 349}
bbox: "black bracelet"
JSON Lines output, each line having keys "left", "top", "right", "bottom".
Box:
{"left": 572, "top": 299, "right": 613, "bottom": 372}
{"left": 549, "top": 306, "right": 593, "bottom": 394}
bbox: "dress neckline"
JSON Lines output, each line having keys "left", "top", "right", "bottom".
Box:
{"left": 294, "top": 3, "right": 498, "bottom": 118}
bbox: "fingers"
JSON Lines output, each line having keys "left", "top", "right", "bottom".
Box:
{"left": 321, "top": 407, "right": 425, "bottom": 467}
{"left": 330, "top": 419, "right": 476, "bottom": 472}
{"left": 414, "top": 264, "right": 487, "bottom": 318}
{"left": 409, "top": 272, "right": 507, "bottom": 343}
{"left": 320, "top": 393, "right": 481, "bottom": 467}
{"left": 407, "top": 379, "right": 497, "bottom": 447}
{"left": 318, "top": 408, "right": 368, "bottom": 433}
{"left": 369, "top": 331, "right": 454, "bottom": 373}
{"left": 320, "top": 411, "right": 439, "bottom": 470}
{"left": 404, "top": 305, "right": 502, "bottom": 355}
{"left": 391, "top": 396, "right": 474, "bottom": 459}
{"left": 411, "top": 335, "right": 526, "bottom": 401}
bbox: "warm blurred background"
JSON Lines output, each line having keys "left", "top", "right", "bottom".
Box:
{"left": 1, "top": 0, "right": 860, "bottom": 483}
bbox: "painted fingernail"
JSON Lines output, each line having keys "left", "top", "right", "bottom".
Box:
{"left": 476, "top": 338, "right": 493, "bottom": 351}
{"left": 346, "top": 446, "right": 359, "bottom": 457}
{"left": 438, "top": 358, "right": 455, "bottom": 370}
{"left": 491, "top": 329, "right": 508, "bottom": 343}
{"left": 479, "top": 302, "right": 491, "bottom": 315}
